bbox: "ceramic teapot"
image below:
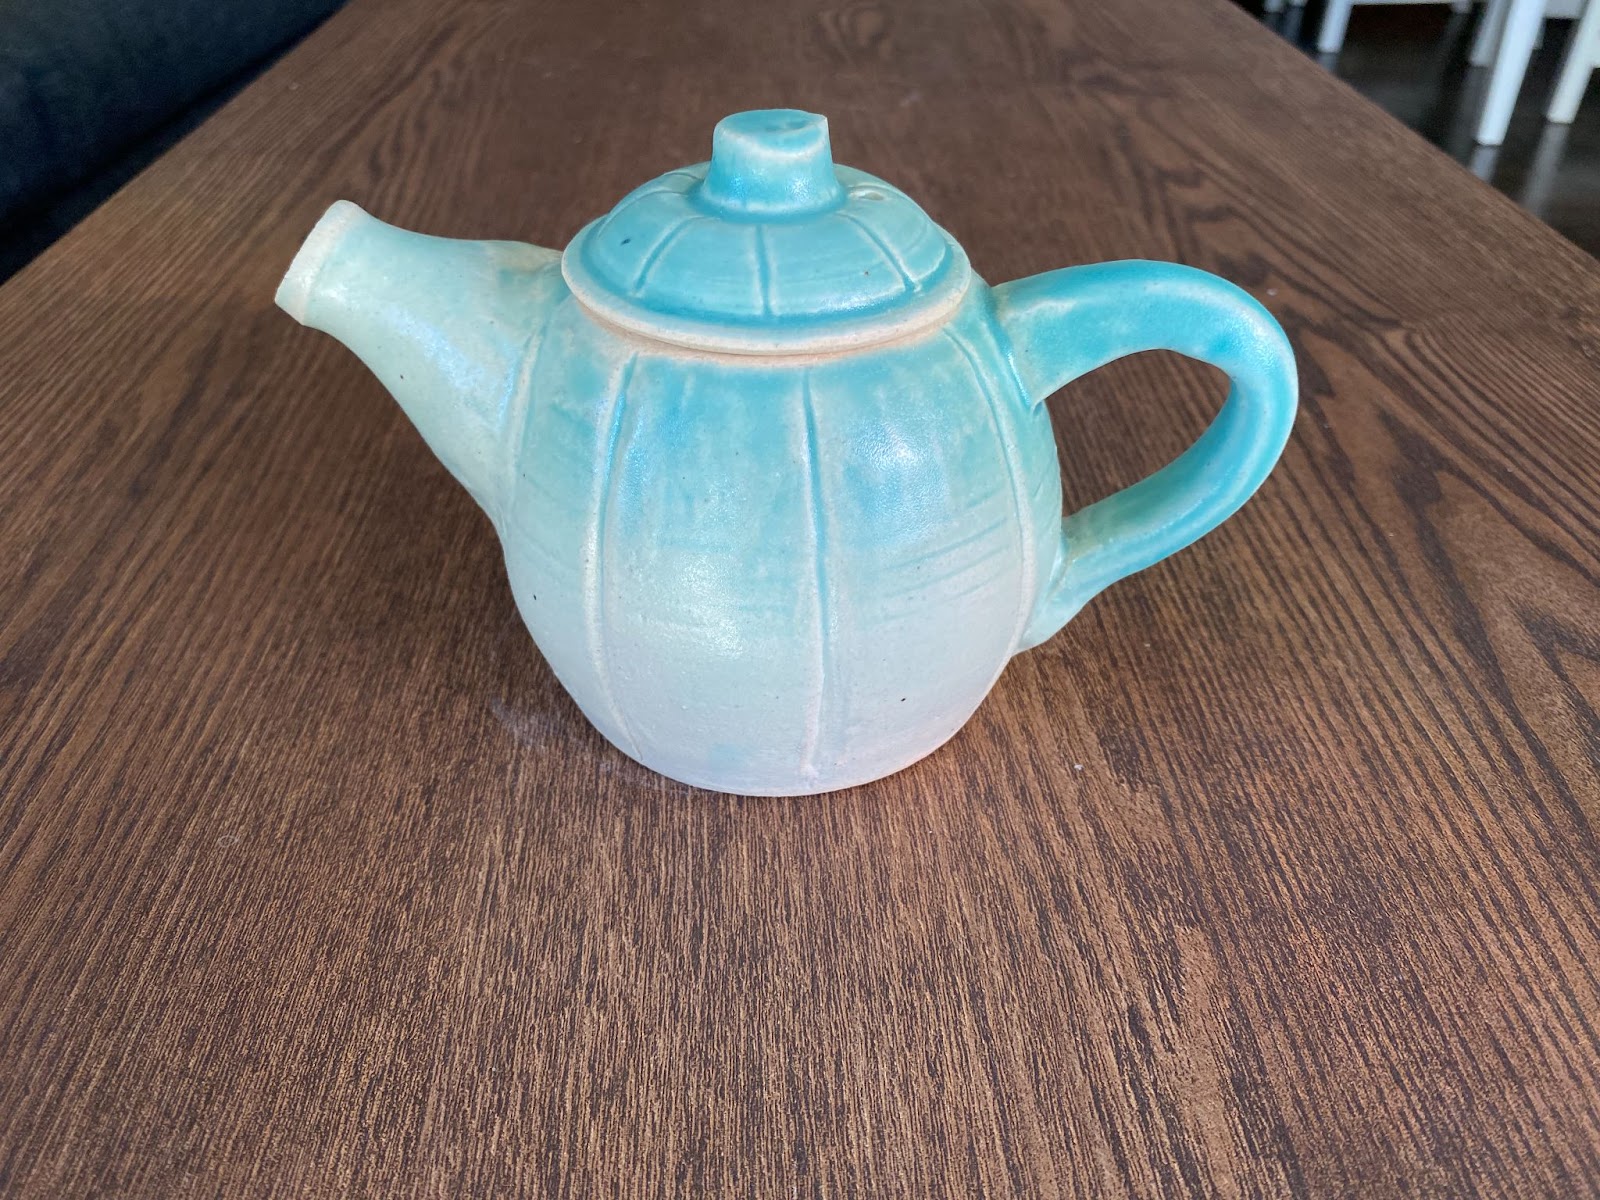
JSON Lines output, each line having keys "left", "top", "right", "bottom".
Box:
{"left": 276, "top": 109, "right": 1297, "bottom": 796}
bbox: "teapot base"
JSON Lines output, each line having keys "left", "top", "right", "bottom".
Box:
{"left": 605, "top": 726, "right": 971, "bottom": 798}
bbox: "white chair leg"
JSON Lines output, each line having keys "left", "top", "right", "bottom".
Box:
{"left": 1318, "top": 0, "right": 1357, "bottom": 54}
{"left": 1471, "top": 0, "right": 1512, "bottom": 65}
{"left": 1548, "top": 0, "right": 1600, "bottom": 121}
{"left": 1289, "top": 0, "right": 1308, "bottom": 6}
{"left": 1476, "top": 0, "right": 1545, "bottom": 144}
{"left": 1520, "top": 122, "right": 1570, "bottom": 213}
{"left": 1263, "top": 0, "right": 1285, "bottom": 13}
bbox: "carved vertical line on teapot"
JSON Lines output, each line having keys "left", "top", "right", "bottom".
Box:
{"left": 589, "top": 353, "right": 643, "bottom": 760}
{"left": 946, "top": 330, "right": 1036, "bottom": 655}
{"left": 497, "top": 293, "right": 564, "bottom": 527}
{"left": 754, "top": 225, "right": 773, "bottom": 318}
{"left": 629, "top": 217, "right": 709, "bottom": 293}
{"left": 838, "top": 212, "right": 914, "bottom": 289}
{"left": 799, "top": 373, "right": 833, "bottom": 783}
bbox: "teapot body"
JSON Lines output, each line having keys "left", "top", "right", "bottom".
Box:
{"left": 504, "top": 279, "right": 1057, "bottom": 795}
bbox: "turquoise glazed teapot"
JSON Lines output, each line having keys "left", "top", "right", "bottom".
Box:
{"left": 277, "top": 110, "right": 1297, "bottom": 796}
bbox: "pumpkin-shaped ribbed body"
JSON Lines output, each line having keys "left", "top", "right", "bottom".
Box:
{"left": 499, "top": 286, "right": 1061, "bottom": 794}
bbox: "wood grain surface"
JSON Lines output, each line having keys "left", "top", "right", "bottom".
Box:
{"left": 3, "top": 0, "right": 1599, "bottom": 1195}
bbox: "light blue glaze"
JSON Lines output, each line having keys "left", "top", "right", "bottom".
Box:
{"left": 276, "top": 109, "right": 1298, "bottom": 795}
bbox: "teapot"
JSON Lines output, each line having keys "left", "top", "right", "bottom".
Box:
{"left": 276, "top": 109, "right": 1296, "bottom": 796}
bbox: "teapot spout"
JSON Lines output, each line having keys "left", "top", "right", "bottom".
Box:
{"left": 276, "top": 201, "right": 562, "bottom": 519}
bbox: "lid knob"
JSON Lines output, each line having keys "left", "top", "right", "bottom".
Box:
{"left": 697, "top": 110, "right": 847, "bottom": 218}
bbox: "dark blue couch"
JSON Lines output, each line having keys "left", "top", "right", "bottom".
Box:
{"left": 1, "top": 0, "right": 345, "bottom": 278}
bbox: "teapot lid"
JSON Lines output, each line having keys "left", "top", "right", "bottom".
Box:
{"left": 561, "top": 110, "right": 971, "bottom": 354}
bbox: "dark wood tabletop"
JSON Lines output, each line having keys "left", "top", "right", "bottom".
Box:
{"left": 4, "top": 0, "right": 1599, "bottom": 1194}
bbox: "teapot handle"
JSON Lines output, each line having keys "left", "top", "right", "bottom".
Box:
{"left": 993, "top": 261, "right": 1298, "bottom": 651}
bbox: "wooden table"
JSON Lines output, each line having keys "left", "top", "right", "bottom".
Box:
{"left": 3, "top": 0, "right": 1598, "bottom": 1194}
